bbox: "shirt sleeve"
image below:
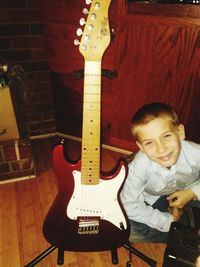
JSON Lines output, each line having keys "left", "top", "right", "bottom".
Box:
{"left": 120, "top": 155, "right": 174, "bottom": 232}
{"left": 190, "top": 183, "right": 200, "bottom": 200}
{"left": 182, "top": 140, "right": 200, "bottom": 200}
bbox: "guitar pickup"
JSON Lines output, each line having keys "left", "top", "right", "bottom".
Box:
{"left": 78, "top": 219, "right": 99, "bottom": 235}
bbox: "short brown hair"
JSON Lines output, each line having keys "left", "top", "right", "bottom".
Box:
{"left": 131, "top": 102, "right": 180, "bottom": 139}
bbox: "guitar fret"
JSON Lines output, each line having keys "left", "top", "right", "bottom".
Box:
{"left": 83, "top": 107, "right": 100, "bottom": 112}
{"left": 85, "top": 82, "right": 101, "bottom": 89}
{"left": 84, "top": 92, "right": 100, "bottom": 94}
{"left": 84, "top": 89, "right": 100, "bottom": 94}
{"left": 85, "top": 73, "right": 100, "bottom": 76}
{"left": 83, "top": 98, "right": 100, "bottom": 103}
{"left": 81, "top": 165, "right": 100, "bottom": 169}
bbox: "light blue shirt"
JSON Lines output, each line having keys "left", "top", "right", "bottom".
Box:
{"left": 121, "top": 140, "right": 200, "bottom": 232}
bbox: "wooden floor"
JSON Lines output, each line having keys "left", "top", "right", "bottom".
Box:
{"left": 0, "top": 138, "right": 166, "bottom": 267}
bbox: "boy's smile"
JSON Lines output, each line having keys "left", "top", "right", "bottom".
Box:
{"left": 135, "top": 116, "right": 185, "bottom": 168}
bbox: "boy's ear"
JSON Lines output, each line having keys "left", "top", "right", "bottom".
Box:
{"left": 136, "top": 140, "right": 144, "bottom": 151}
{"left": 178, "top": 124, "right": 185, "bottom": 140}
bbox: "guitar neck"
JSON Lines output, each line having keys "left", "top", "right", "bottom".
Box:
{"left": 81, "top": 61, "right": 101, "bottom": 185}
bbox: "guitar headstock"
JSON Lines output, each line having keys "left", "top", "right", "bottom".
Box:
{"left": 75, "top": 0, "right": 112, "bottom": 61}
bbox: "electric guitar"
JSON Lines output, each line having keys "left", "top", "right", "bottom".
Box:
{"left": 43, "top": 0, "right": 129, "bottom": 251}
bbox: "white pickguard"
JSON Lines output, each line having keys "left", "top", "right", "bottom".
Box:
{"left": 67, "top": 165, "right": 127, "bottom": 230}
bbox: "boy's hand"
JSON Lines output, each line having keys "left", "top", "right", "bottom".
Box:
{"left": 167, "top": 189, "right": 196, "bottom": 209}
{"left": 168, "top": 207, "right": 183, "bottom": 222}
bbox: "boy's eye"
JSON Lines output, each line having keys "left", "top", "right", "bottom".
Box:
{"left": 144, "top": 141, "right": 152, "bottom": 146}
{"left": 164, "top": 134, "right": 172, "bottom": 138}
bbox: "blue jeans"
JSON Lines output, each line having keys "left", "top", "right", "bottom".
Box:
{"left": 129, "top": 196, "right": 200, "bottom": 243}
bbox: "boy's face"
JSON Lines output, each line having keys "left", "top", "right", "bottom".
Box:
{"left": 135, "top": 116, "right": 185, "bottom": 168}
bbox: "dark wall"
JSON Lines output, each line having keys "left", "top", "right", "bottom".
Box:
{"left": 0, "top": 0, "right": 56, "bottom": 137}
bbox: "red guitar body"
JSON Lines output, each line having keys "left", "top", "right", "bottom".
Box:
{"left": 43, "top": 143, "right": 130, "bottom": 251}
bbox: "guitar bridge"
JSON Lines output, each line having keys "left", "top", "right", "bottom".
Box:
{"left": 78, "top": 219, "right": 99, "bottom": 235}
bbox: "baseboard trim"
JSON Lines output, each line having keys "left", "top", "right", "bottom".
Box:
{"left": 30, "top": 132, "right": 132, "bottom": 155}
{"left": 0, "top": 174, "right": 36, "bottom": 185}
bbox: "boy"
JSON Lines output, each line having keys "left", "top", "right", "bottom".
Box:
{"left": 121, "top": 102, "right": 200, "bottom": 242}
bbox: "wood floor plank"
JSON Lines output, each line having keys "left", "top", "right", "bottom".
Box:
{"left": 131, "top": 243, "right": 166, "bottom": 267}
{"left": 0, "top": 183, "right": 21, "bottom": 267}
{"left": 101, "top": 247, "right": 129, "bottom": 267}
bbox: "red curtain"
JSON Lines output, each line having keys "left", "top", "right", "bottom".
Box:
{"left": 110, "top": 15, "right": 200, "bottom": 149}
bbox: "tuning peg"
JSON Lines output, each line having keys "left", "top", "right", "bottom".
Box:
{"left": 74, "top": 39, "right": 80, "bottom": 46}
{"left": 90, "top": 13, "right": 97, "bottom": 20}
{"left": 94, "top": 2, "right": 100, "bottom": 9}
{"left": 82, "top": 8, "right": 89, "bottom": 15}
{"left": 87, "top": 24, "right": 93, "bottom": 31}
{"left": 79, "top": 18, "right": 86, "bottom": 26}
{"left": 84, "top": 34, "right": 91, "bottom": 41}
{"left": 81, "top": 44, "right": 87, "bottom": 51}
{"left": 86, "top": 0, "right": 92, "bottom": 4}
{"left": 76, "top": 28, "right": 83, "bottom": 36}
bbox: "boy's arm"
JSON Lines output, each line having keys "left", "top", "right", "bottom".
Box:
{"left": 167, "top": 189, "right": 197, "bottom": 208}
{"left": 121, "top": 187, "right": 175, "bottom": 232}
{"left": 121, "top": 161, "right": 174, "bottom": 232}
